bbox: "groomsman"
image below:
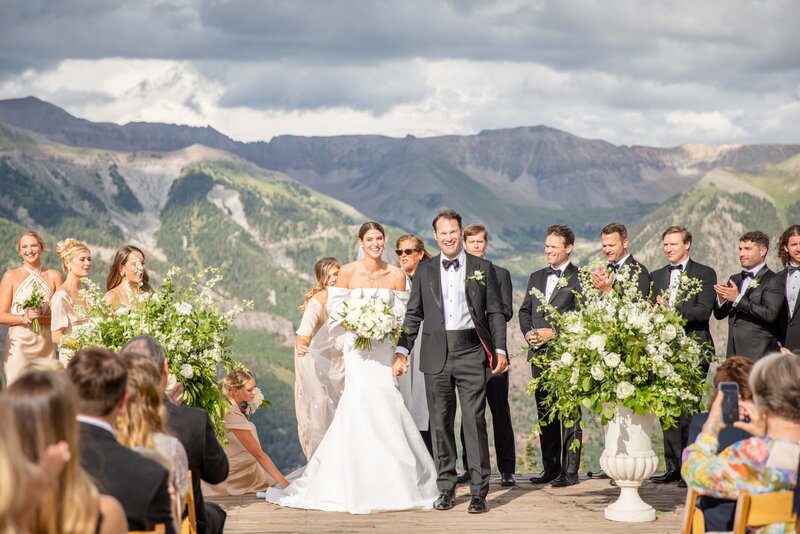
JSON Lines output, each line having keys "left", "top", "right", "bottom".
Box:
{"left": 714, "top": 231, "right": 784, "bottom": 360}
{"left": 519, "top": 224, "right": 583, "bottom": 487}
{"left": 457, "top": 224, "right": 515, "bottom": 487}
{"left": 590, "top": 222, "right": 651, "bottom": 298}
{"left": 777, "top": 225, "right": 800, "bottom": 354}
{"left": 648, "top": 226, "right": 716, "bottom": 487}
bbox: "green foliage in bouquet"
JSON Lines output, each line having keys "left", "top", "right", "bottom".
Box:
{"left": 63, "top": 267, "right": 259, "bottom": 437}
{"left": 527, "top": 260, "right": 713, "bottom": 445}
{"left": 20, "top": 285, "right": 44, "bottom": 333}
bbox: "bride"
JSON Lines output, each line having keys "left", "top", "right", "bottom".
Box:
{"left": 266, "top": 222, "right": 439, "bottom": 514}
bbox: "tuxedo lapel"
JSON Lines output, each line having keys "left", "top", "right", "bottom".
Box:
{"left": 465, "top": 254, "right": 480, "bottom": 304}
{"left": 429, "top": 254, "right": 443, "bottom": 313}
{"left": 745, "top": 267, "right": 770, "bottom": 296}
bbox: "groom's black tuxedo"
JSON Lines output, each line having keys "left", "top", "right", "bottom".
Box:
{"left": 713, "top": 267, "right": 783, "bottom": 360}
{"left": 399, "top": 250, "right": 507, "bottom": 498}
{"left": 649, "top": 258, "right": 716, "bottom": 475}
{"left": 518, "top": 262, "right": 582, "bottom": 478}
{"left": 777, "top": 267, "right": 800, "bottom": 353}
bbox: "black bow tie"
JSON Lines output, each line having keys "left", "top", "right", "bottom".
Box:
{"left": 788, "top": 265, "right": 800, "bottom": 274}
{"left": 668, "top": 264, "right": 683, "bottom": 272}
{"left": 607, "top": 262, "right": 618, "bottom": 272}
{"left": 741, "top": 270, "right": 755, "bottom": 279}
{"left": 546, "top": 267, "right": 562, "bottom": 278}
{"left": 442, "top": 258, "right": 460, "bottom": 271}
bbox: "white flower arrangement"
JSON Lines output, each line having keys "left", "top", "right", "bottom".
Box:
{"left": 63, "top": 267, "right": 255, "bottom": 437}
{"left": 528, "top": 260, "right": 713, "bottom": 437}
{"left": 555, "top": 274, "right": 570, "bottom": 290}
{"left": 241, "top": 386, "right": 266, "bottom": 418}
{"left": 334, "top": 291, "right": 404, "bottom": 351}
{"left": 467, "top": 269, "right": 486, "bottom": 286}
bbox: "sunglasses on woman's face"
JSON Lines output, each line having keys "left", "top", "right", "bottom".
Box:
{"left": 395, "top": 248, "right": 417, "bottom": 257}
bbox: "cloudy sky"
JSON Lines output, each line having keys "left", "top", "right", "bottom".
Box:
{"left": 1, "top": 0, "right": 798, "bottom": 146}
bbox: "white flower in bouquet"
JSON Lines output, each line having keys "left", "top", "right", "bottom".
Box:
{"left": 560, "top": 352, "right": 574, "bottom": 366}
{"left": 604, "top": 352, "right": 621, "bottom": 368}
{"left": 590, "top": 364, "right": 605, "bottom": 381}
{"left": 335, "top": 293, "right": 403, "bottom": 351}
{"left": 616, "top": 381, "right": 635, "bottom": 400}
{"left": 180, "top": 363, "right": 194, "bottom": 379}
{"left": 175, "top": 301, "right": 193, "bottom": 316}
{"left": 660, "top": 324, "right": 678, "bottom": 342}
{"left": 587, "top": 333, "right": 606, "bottom": 352}
{"left": 658, "top": 363, "right": 675, "bottom": 379}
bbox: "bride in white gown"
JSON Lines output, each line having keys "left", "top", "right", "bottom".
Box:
{"left": 266, "top": 222, "right": 439, "bottom": 514}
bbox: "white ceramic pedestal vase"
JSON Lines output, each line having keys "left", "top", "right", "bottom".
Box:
{"left": 599, "top": 404, "right": 660, "bottom": 522}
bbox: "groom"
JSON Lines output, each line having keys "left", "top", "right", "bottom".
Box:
{"left": 394, "top": 209, "right": 508, "bottom": 514}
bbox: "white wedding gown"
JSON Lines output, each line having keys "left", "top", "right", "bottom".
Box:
{"left": 265, "top": 287, "right": 439, "bottom": 514}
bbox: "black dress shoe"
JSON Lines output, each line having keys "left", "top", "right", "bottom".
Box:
{"left": 433, "top": 490, "right": 455, "bottom": 510}
{"left": 529, "top": 467, "right": 561, "bottom": 484}
{"left": 550, "top": 473, "right": 579, "bottom": 487}
{"left": 467, "top": 495, "right": 488, "bottom": 514}
{"left": 609, "top": 479, "right": 617, "bottom": 487}
{"left": 650, "top": 470, "right": 681, "bottom": 484}
{"left": 500, "top": 473, "right": 516, "bottom": 487}
{"left": 677, "top": 479, "right": 687, "bottom": 489}
{"left": 456, "top": 470, "right": 470, "bottom": 484}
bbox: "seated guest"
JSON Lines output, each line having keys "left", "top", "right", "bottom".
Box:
{"left": 203, "top": 369, "right": 289, "bottom": 496}
{"left": 121, "top": 335, "right": 229, "bottom": 534}
{"left": 4, "top": 370, "right": 127, "bottom": 534}
{"left": 683, "top": 352, "right": 800, "bottom": 534}
{"left": 67, "top": 347, "right": 175, "bottom": 533}
{"left": 686, "top": 356, "right": 755, "bottom": 532}
{"left": 115, "top": 352, "right": 190, "bottom": 525}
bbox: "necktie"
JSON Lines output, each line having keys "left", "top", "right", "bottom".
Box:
{"left": 442, "top": 258, "right": 460, "bottom": 271}
{"left": 668, "top": 264, "right": 683, "bottom": 272}
{"left": 546, "top": 267, "right": 562, "bottom": 278}
{"left": 788, "top": 265, "right": 800, "bottom": 274}
{"left": 741, "top": 271, "right": 754, "bottom": 279}
{"left": 607, "top": 262, "right": 618, "bottom": 272}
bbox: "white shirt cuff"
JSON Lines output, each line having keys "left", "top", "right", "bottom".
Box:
{"left": 395, "top": 346, "right": 410, "bottom": 358}
{"left": 733, "top": 294, "right": 743, "bottom": 307}
{"left": 496, "top": 349, "right": 507, "bottom": 357}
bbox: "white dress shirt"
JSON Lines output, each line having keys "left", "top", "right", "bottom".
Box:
{"left": 441, "top": 249, "right": 474, "bottom": 331}
{"left": 76, "top": 414, "right": 115, "bottom": 434}
{"left": 667, "top": 257, "right": 690, "bottom": 307}
{"left": 787, "top": 264, "right": 800, "bottom": 318}
{"left": 545, "top": 260, "right": 571, "bottom": 302}
{"left": 733, "top": 262, "right": 766, "bottom": 307}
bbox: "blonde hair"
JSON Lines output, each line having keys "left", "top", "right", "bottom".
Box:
{"left": 299, "top": 257, "right": 339, "bottom": 313}
{"left": 16, "top": 230, "right": 46, "bottom": 253}
{"left": 5, "top": 371, "right": 100, "bottom": 534}
{"left": 55, "top": 239, "right": 90, "bottom": 273}
{"left": 115, "top": 353, "right": 166, "bottom": 449}
{"left": 220, "top": 368, "right": 255, "bottom": 404}
{"left": 23, "top": 358, "right": 66, "bottom": 375}
{"left": 0, "top": 403, "right": 27, "bottom": 534}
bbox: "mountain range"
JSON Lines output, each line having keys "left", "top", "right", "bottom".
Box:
{"left": 1, "top": 96, "right": 798, "bottom": 472}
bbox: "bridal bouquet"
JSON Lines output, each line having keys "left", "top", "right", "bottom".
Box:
{"left": 528, "top": 260, "right": 710, "bottom": 444}
{"left": 335, "top": 292, "right": 404, "bottom": 351}
{"left": 20, "top": 286, "right": 45, "bottom": 333}
{"left": 64, "top": 267, "right": 256, "bottom": 437}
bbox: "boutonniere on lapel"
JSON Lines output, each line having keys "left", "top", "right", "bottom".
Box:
{"left": 467, "top": 270, "right": 486, "bottom": 286}
{"left": 555, "top": 274, "right": 571, "bottom": 290}
{"left": 747, "top": 277, "right": 760, "bottom": 290}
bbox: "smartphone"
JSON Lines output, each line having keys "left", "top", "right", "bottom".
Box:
{"left": 719, "top": 381, "right": 740, "bottom": 424}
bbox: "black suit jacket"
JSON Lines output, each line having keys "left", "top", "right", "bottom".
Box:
{"left": 518, "top": 262, "right": 582, "bottom": 367}
{"left": 615, "top": 255, "right": 651, "bottom": 299}
{"left": 713, "top": 267, "right": 783, "bottom": 360}
{"left": 492, "top": 264, "right": 513, "bottom": 323}
{"left": 399, "top": 252, "right": 508, "bottom": 374}
{"left": 650, "top": 259, "right": 717, "bottom": 352}
{"left": 79, "top": 422, "right": 175, "bottom": 533}
{"left": 777, "top": 268, "right": 800, "bottom": 353}
{"left": 165, "top": 401, "right": 229, "bottom": 534}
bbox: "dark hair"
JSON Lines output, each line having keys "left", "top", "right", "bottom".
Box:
{"left": 67, "top": 347, "right": 128, "bottom": 417}
{"left": 358, "top": 222, "right": 385, "bottom": 240}
{"left": 463, "top": 224, "right": 488, "bottom": 241}
{"left": 662, "top": 225, "right": 692, "bottom": 244}
{"left": 395, "top": 234, "right": 431, "bottom": 261}
{"left": 432, "top": 209, "right": 462, "bottom": 230}
{"left": 601, "top": 222, "right": 628, "bottom": 240}
{"left": 777, "top": 225, "right": 800, "bottom": 267}
{"left": 711, "top": 356, "right": 754, "bottom": 403}
{"left": 547, "top": 224, "right": 575, "bottom": 247}
{"left": 106, "top": 245, "right": 152, "bottom": 292}
{"left": 739, "top": 230, "right": 770, "bottom": 250}
{"left": 120, "top": 335, "right": 167, "bottom": 371}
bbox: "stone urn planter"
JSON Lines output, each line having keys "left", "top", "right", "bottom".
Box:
{"left": 599, "top": 404, "right": 660, "bottom": 522}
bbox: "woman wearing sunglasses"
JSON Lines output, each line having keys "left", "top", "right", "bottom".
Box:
{"left": 395, "top": 234, "right": 433, "bottom": 455}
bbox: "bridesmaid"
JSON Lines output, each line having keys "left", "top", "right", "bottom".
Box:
{"left": 50, "top": 239, "right": 92, "bottom": 353}
{"left": 104, "top": 245, "right": 153, "bottom": 306}
{"left": 294, "top": 257, "right": 342, "bottom": 460}
{"left": 0, "top": 230, "right": 62, "bottom": 385}
{"left": 394, "top": 234, "right": 433, "bottom": 455}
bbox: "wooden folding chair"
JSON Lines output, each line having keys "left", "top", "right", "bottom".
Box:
{"left": 129, "top": 524, "right": 165, "bottom": 534}
{"left": 682, "top": 487, "right": 706, "bottom": 534}
{"left": 732, "top": 489, "right": 797, "bottom": 534}
{"left": 181, "top": 470, "right": 197, "bottom": 534}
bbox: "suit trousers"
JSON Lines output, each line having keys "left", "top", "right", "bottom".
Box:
{"left": 532, "top": 364, "right": 582, "bottom": 476}
{"left": 426, "top": 329, "right": 491, "bottom": 497}
{"left": 459, "top": 369, "right": 516, "bottom": 474}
